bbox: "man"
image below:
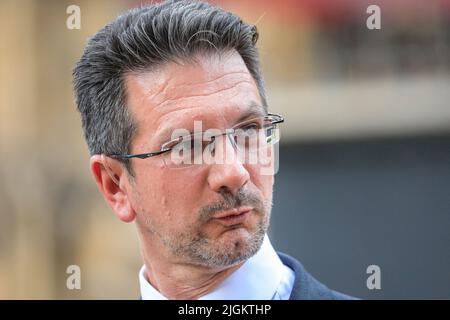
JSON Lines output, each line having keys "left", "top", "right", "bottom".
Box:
{"left": 73, "top": 0, "right": 353, "bottom": 300}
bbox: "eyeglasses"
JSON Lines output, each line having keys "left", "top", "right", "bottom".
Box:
{"left": 108, "top": 113, "right": 284, "bottom": 169}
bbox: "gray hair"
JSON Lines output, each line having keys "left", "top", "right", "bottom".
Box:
{"left": 73, "top": 0, "right": 267, "bottom": 176}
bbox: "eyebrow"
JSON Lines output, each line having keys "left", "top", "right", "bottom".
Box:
{"left": 234, "top": 101, "right": 266, "bottom": 125}
{"left": 155, "top": 101, "right": 266, "bottom": 144}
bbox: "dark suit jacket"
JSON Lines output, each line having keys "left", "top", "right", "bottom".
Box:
{"left": 278, "top": 252, "right": 355, "bottom": 300}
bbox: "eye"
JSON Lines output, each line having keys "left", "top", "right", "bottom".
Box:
{"left": 240, "top": 122, "right": 261, "bottom": 134}
{"left": 161, "top": 137, "right": 183, "bottom": 151}
{"left": 178, "top": 135, "right": 196, "bottom": 151}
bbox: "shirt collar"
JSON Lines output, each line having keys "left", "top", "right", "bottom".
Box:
{"left": 139, "top": 234, "right": 285, "bottom": 300}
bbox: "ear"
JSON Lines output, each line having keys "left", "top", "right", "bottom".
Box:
{"left": 90, "top": 155, "right": 136, "bottom": 223}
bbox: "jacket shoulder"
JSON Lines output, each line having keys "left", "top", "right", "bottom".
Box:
{"left": 277, "top": 252, "right": 357, "bottom": 300}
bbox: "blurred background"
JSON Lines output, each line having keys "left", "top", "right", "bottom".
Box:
{"left": 0, "top": 0, "right": 449, "bottom": 299}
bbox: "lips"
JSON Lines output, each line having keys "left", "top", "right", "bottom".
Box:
{"left": 212, "top": 206, "right": 253, "bottom": 225}
{"left": 213, "top": 206, "right": 253, "bottom": 219}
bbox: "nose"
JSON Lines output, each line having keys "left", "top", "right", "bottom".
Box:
{"left": 206, "top": 133, "right": 250, "bottom": 195}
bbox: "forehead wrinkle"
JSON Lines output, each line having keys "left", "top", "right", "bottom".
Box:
{"left": 147, "top": 68, "right": 255, "bottom": 110}
{"left": 147, "top": 70, "right": 251, "bottom": 104}
{"left": 125, "top": 64, "right": 172, "bottom": 105}
{"left": 152, "top": 78, "right": 255, "bottom": 110}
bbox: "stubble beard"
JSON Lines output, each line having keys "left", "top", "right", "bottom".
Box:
{"left": 140, "top": 188, "right": 272, "bottom": 268}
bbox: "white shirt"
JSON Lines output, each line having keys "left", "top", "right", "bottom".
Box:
{"left": 139, "top": 234, "right": 295, "bottom": 300}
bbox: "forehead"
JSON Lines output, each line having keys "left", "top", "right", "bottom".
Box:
{"left": 124, "top": 51, "right": 264, "bottom": 145}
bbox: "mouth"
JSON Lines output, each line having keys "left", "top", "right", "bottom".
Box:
{"left": 212, "top": 206, "right": 253, "bottom": 226}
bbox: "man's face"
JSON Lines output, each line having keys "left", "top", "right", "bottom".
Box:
{"left": 125, "top": 51, "right": 274, "bottom": 268}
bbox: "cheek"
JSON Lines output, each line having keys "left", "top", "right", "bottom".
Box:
{"left": 248, "top": 165, "right": 274, "bottom": 198}
{"left": 260, "top": 175, "right": 274, "bottom": 199}
{"left": 134, "top": 166, "right": 206, "bottom": 223}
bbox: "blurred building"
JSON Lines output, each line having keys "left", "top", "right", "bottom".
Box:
{"left": 0, "top": 0, "right": 449, "bottom": 299}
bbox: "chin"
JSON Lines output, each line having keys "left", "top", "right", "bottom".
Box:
{"left": 207, "top": 227, "right": 264, "bottom": 267}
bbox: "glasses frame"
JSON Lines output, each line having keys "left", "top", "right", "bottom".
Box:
{"left": 107, "top": 113, "right": 284, "bottom": 161}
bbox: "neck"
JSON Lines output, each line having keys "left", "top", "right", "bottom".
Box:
{"left": 143, "top": 258, "right": 243, "bottom": 300}
{"left": 138, "top": 229, "right": 244, "bottom": 300}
